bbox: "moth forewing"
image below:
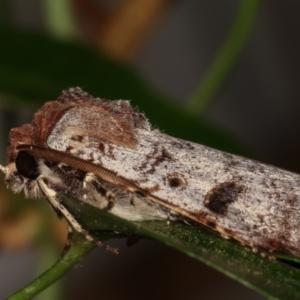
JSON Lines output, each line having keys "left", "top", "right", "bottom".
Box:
{"left": 1, "top": 87, "right": 300, "bottom": 258}
{"left": 46, "top": 127, "right": 300, "bottom": 257}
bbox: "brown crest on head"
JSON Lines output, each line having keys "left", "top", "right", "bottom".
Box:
{"left": 8, "top": 124, "right": 34, "bottom": 162}
{"left": 7, "top": 87, "right": 150, "bottom": 162}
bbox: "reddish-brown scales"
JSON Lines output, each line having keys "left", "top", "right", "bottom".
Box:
{"left": 206, "top": 220, "right": 217, "bottom": 229}
{"left": 97, "top": 143, "right": 105, "bottom": 153}
{"left": 8, "top": 124, "right": 34, "bottom": 161}
{"left": 144, "top": 184, "right": 160, "bottom": 194}
{"left": 107, "top": 144, "right": 116, "bottom": 160}
{"left": 32, "top": 101, "right": 75, "bottom": 146}
{"left": 259, "top": 237, "right": 296, "bottom": 255}
{"left": 7, "top": 88, "right": 149, "bottom": 163}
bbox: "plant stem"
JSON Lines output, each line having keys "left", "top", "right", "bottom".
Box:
{"left": 185, "top": 0, "right": 262, "bottom": 115}
{"left": 41, "top": 0, "right": 76, "bottom": 40}
{"left": 5, "top": 232, "right": 95, "bottom": 300}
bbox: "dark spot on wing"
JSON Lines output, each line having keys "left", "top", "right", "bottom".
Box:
{"left": 166, "top": 172, "right": 186, "bottom": 189}
{"left": 258, "top": 236, "right": 297, "bottom": 256}
{"left": 168, "top": 177, "right": 181, "bottom": 188}
{"left": 204, "top": 182, "right": 244, "bottom": 215}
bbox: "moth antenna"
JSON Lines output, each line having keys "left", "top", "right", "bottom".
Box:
{"left": 95, "top": 241, "right": 119, "bottom": 254}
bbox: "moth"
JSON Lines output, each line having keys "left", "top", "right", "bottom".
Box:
{"left": 1, "top": 87, "right": 300, "bottom": 257}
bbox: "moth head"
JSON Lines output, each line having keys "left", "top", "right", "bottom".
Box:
{"left": 0, "top": 151, "right": 42, "bottom": 198}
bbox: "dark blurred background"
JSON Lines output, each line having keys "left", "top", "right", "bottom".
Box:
{"left": 1, "top": 0, "right": 300, "bottom": 299}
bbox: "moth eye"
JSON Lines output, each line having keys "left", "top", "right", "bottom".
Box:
{"left": 16, "top": 151, "right": 40, "bottom": 179}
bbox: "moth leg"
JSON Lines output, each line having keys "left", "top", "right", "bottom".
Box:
{"left": 38, "top": 177, "right": 98, "bottom": 244}
{"left": 61, "top": 226, "right": 73, "bottom": 256}
{"left": 167, "top": 211, "right": 171, "bottom": 225}
{"left": 37, "top": 177, "right": 118, "bottom": 254}
{"left": 130, "top": 193, "right": 135, "bottom": 208}
{"left": 84, "top": 173, "right": 115, "bottom": 210}
{"left": 0, "top": 164, "right": 7, "bottom": 174}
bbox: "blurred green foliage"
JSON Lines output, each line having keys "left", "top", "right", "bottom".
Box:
{"left": 1, "top": 22, "right": 300, "bottom": 300}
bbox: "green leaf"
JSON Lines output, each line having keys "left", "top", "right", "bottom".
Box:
{"left": 64, "top": 197, "right": 300, "bottom": 300}
{"left": 0, "top": 26, "right": 243, "bottom": 155}
{"left": 6, "top": 195, "right": 300, "bottom": 300}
